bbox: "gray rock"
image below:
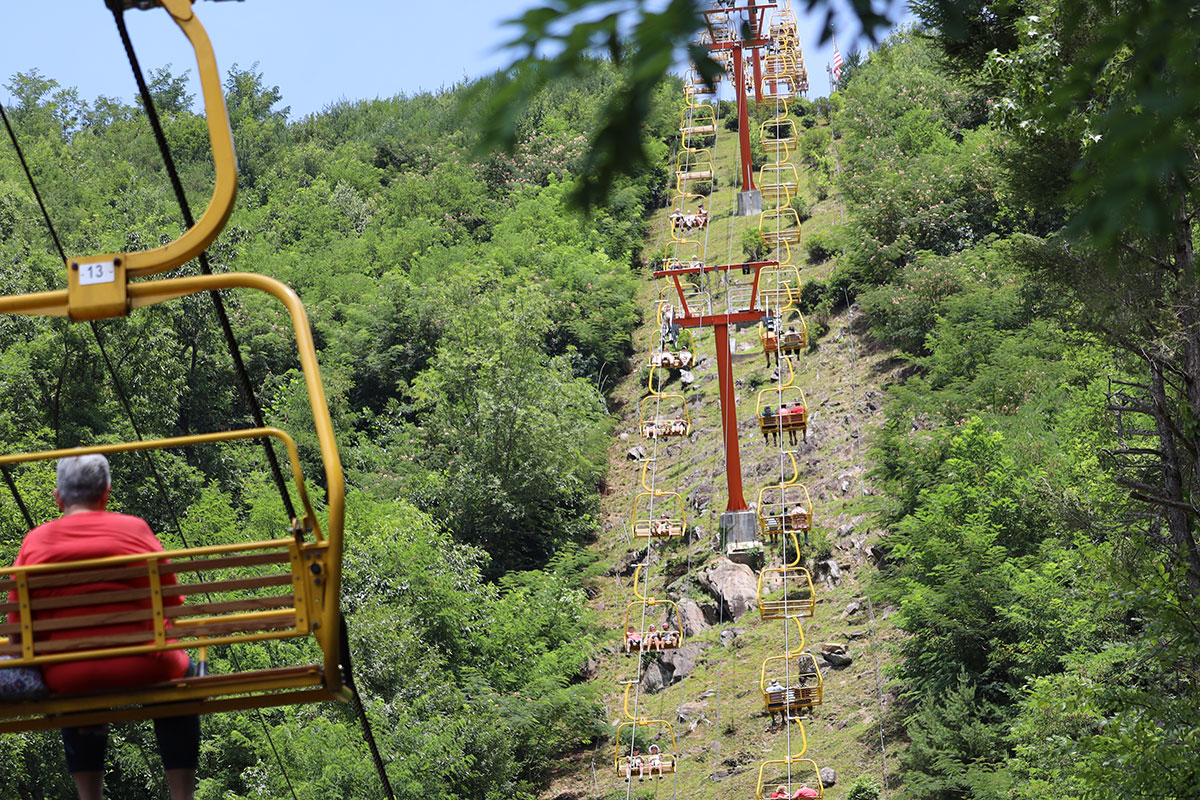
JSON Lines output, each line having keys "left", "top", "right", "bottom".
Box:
{"left": 677, "top": 702, "right": 710, "bottom": 731}
{"left": 847, "top": 629, "right": 869, "bottom": 640}
{"left": 822, "top": 649, "right": 853, "bottom": 669}
{"left": 835, "top": 522, "right": 855, "bottom": 537}
{"left": 843, "top": 601, "right": 861, "bottom": 618}
{"left": 820, "top": 767, "right": 837, "bottom": 787}
{"left": 814, "top": 558, "right": 841, "bottom": 587}
{"left": 661, "top": 643, "right": 705, "bottom": 682}
{"left": 618, "top": 432, "right": 630, "bottom": 441}
{"left": 687, "top": 483, "right": 714, "bottom": 514}
{"left": 680, "top": 370, "right": 695, "bottom": 386}
{"left": 672, "top": 597, "right": 711, "bottom": 637}
{"left": 698, "top": 558, "right": 759, "bottom": 619}
{"left": 699, "top": 600, "right": 721, "bottom": 625}
{"left": 719, "top": 628, "right": 745, "bottom": 647}
{"left": 641, "top": 643, "right": 706, "bottom": 692}
{"left": 626, "top": 445, "right": 646, "bottom": 461}
{"left": 640, "top": 660, "right": 671, "bottom": 694}
{"left": 608, "top": 548, "right": 647, "bottom": 577}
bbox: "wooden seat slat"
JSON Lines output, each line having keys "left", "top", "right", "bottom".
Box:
{"left": 0, "top": 615, "right": 298, "bottom": 657}
{"left": 0, "top": 573, "right": 295, "bottom": 616}
{"left": 0, "top": 594, "right": 297, "bottom": 637}
{"left": 6, "top": 550, "right": 292, "bottom": 592}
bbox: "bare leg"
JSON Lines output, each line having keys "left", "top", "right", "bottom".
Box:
{"left": 166, "top": 769, "right": 196, "bottom": 800}
{"left": 72, "top": 772, "right": 104, "bottom": 800}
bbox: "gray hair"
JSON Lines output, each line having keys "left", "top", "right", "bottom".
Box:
{"left": 56, "top": 454, "right": 111, "bottom": 507}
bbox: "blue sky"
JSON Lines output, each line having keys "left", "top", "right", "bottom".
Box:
{"left": 1, "top": 1, "right": 911, "bottom": 119}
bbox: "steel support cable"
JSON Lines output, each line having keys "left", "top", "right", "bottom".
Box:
{"left": 107, "top": 1, "right": 297, "bottom": 522}
{"left": 621, "top": 63, "right": 717, "bottom": 800}
{"left": 2, "top": 85, "right": 303, "bottom": 800}
{"left": 0, "top": 102, "right": 65, "bottom": 527}
{"left": 0, "top": 102, "right": 68, "bottom": 263}
{"left": 339, "top": 615, "right": 398, "bottom": 800}
{"left": 623, "top": 392, "right": 667, "bottom": 800}
{"left": 0, "top": 466, "right": 35, "bottom": 530}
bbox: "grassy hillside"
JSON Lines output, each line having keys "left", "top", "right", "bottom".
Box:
{"left": 545, "top": 108, "right": 904, "bottom": 800}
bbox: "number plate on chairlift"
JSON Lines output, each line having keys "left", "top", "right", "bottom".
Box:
{"left": 78, "top": 261, "right": 116, "bottom": 286}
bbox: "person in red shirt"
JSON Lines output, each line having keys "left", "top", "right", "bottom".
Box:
{"left": 8, "top": 454, "right": 199, "bottom": 800}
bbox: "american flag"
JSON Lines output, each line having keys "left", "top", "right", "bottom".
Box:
{"left": 832, "top": 50, "right": 844, "bottom": 80}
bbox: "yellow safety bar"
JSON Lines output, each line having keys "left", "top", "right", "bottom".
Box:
{"left": 755, "top": 745, "right": 826, "bottom": 799}
{"left": 0, "top": 272, "right": 346, "bottom": 690}
{"left": 760, "top": 207, "right": 803, "bottom": 246}
{"left": 0, "top": 427, "right": 320, "bottom": 539}
{"left": 759, "top": 650, "right": 824, "bottom": 712}
{"left": 638, "top": 392, "right": 691, "bottom": 436}
{"left": 630, "top": 490, "right": 687, "bottom": 539}
{"left": 757, "top": 559, "right": 816, "bottom": 619}
{"left": 614, "top": 682, "right": 680, "bottom": 772}
{"left": 758, "top": 263, "right": 803, "bottom": 312}
{"left": 759, "top": 317, "right": 808, "bottom": 356}
{"left": 757, "top": 477, "right": 814, "bottom": 540}
{"left": 65, "top": 0, "right": 238, "bottom": 321}
{"left": 680, "top": 103, "right": 717, "bottom": 136}
{"left": 621, "top": 568, "right": 684, "bottom": 651}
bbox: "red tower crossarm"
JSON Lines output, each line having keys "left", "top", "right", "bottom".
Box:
{"left": 652, "top": 261, "right": 774, "bottom": 512}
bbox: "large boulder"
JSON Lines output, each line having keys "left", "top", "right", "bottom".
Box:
{"left": 660, "top": 642, "right": 704, "bottom": 682}
{"left": 671, "top": 597, "right": 711, "bottom": 637}
{"left": 640, "top": 643, "right": 706, "bottom": 693}
{"left": 820, "top": 642, "right": 853, "bottom": 669}
{"left": 640, "top": 660, "right": 671, "bottom": 694}
{"left": 820, "top": 767, "right": 837, "bottom": 787}
{"left": 698, "top": 558, "right": 758, "bottom": 619}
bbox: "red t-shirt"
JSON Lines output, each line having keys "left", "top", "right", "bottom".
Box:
{"left": 8, "top": 510, "right": 190, "bottom": 694}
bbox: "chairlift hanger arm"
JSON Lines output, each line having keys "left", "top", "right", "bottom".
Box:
{"left": 68, "top": 0, "right": 237, "bottom": 321}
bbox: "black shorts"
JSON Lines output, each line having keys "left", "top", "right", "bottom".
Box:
{"left": 62, "top": 714, "right": 201, "bottom": 773}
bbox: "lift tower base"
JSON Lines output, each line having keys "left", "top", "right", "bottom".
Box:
{"left": 737, "top": 190, "right": 763, "bottom": 217}
{"left": 721, "top": 509, "right": 760, "bottom": 565}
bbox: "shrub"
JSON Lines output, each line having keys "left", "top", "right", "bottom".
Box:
{"left": 789, "top": 193, "right": 812, "bottom": 223}
{"left": 804, "top": 230, "right": 838, "bottom": 265}
{"left": 846, "top": 774, "right": 882, "bottom": 800}
{"left": 743, "top": 227, "right": 768, "bottom": 261}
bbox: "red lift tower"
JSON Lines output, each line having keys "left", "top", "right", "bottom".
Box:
{"left": 654, "top": 258, "right": 776, "bottom": 553}
{"left": 702, "top": 1, "right": 774, "bottom": 216}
